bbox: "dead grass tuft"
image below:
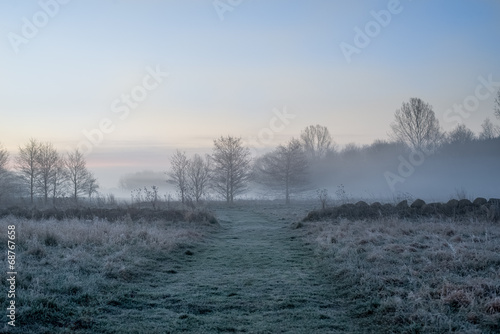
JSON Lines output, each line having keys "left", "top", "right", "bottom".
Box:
{"left": 485, "top": 298, "right": 500, "bottom": 314}
{"left": 443, "top": 289, "right": 472, "bottom": 308}
{"left": 25, "top": 245, "right": 46, "bottom": 259}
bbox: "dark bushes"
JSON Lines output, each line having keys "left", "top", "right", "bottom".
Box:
{"left": 0, "top": 207, "right": 218, "bottom": 224}
{"left": 303, "top": 197, "right": 500, "bottom": 222}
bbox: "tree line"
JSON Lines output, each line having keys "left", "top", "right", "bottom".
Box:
{"left": 2, "top": 93, "right": 499, "bottom": 206}
{"left": 165, "top": 125, "right": 336, "bottom": 205}
{"left": 390, "top": 97, "right": 500, "bottom": 151}
{"left": 166, "top": 95, "right": 500, "bottom": 204}
{"left": 0, "top": 139, "right": 98, "bottom": 206}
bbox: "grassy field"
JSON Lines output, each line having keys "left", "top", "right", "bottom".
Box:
{"left": 0, "top": 204, "right": 353, "bottom": 334}
{"left": 2, "top": 202, "right": 499, "bottom": 333}
{"left": 302, "top": 216, "right": 500, "bottom": 333}
{"left": 0, "top": 214, "right": 217, "bottom": 333}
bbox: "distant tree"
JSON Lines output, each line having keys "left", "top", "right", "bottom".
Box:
{"left": 51, "top": 156, "right": 67, "bottom": 205}
{"left": 16, "top": 138, "right": 40, "bottom": 204}
{"left": 365, "top": 139, "right": 405, "bottom": 158}
{"left": 187, "top": 154, "right": 211, "bottom": 203}
{"left": 341, "top": 142, "right": 362, "bottom": 159}
{"left": 495, "top": 89, "right": 500, "bottom": 120}
{"left": 65, "top": 149, "right": 89, "bottom": 203}
{"left": 211, "top": 136, "right": 251, "bottom": 203}
{"left": 447, "top": 124, "right": 476, "bottom": 145}
{"left": 0, "top": 143, "right": 8, "bottom": 177}
{"left": 479, "top": 118, "right": 499, "bottom": 140}
{"left": 300, "top": 125, "right": 333, "bottom": 160}
{"left": 254, "top": 138, "right": 308, "bottom": 204}
{"left": 0, "top": 143, "right": 7, "bottom": 166}
{"left": 390, "top": 98, "right": 443, "bottom": 152}
{"left": 85, "top": 171, "right": 99, "bottom": 199}
{"left": 167, "top": 150, "right": 189, "bottom": 204}
{"left": 0, "top": 144, "right": 26, "bottom": 203}
{"left": 0, "top": 143, "right": 10, "bottom": 201}
{"left": 35, "top": 142, "right": 60, "bottom": 205}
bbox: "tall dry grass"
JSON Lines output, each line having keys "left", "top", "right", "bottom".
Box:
{"left": 306, "top": 217, "right": 500, "bottom": 333}
{"left": 0, "top": 216, "right": 211, "bottom": 333}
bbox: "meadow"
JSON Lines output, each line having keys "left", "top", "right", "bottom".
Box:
{"left": 0, "top": 210, "right": 218, "bottom": 333}
{"left": 0, "top": 201, "right": 499, "bottom": 333}
{"left": 303, "top": 214, "right": 500, "bottom": 333}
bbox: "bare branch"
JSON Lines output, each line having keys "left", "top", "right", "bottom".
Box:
{"left": 479, "top": 118, "right": 500, "bottom": 140}
{"left": 211, "top": 136, "right": 251, "bottom": 203}
{"left": 254, "top": 138, "right": 309, "bottom": 204}
{"left": 166, "top": 150, "right": 189, "bottom": 203}
{"left": 300, "top": 125, "right": 334, "bottom": 160}
{"left": 390, "top": 98, "right": 443, "bottom": 152}
{"left": 65, "top": 149, "right": 89, "bottom": 203}
{"left": 16, "top": 138, "right": 40, "bottom": 205}
{"left": 446, "top": 124, "right": 476, "bottom": 144}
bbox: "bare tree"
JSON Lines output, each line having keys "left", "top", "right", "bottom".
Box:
{"left": 52, "top": 156, "right": 67, "bottom": 206}
{"left": 0, "top": 144, "right": 25, "bottom": 204}
{"left": 167, "top": 150, "right": 189, "bottom": 203}
{"left": 211, "top": 136, "right": 251, "bottom": 203}
{"left": 390, "top": 98, "right": 443, "bottom": 152}
{"left": 85, "top": 171, "right": 99, "bottom": 199}
{"left": 300, "top": 125, "right": 333, "bottom": 160}
{"left": 16, "top": 138, "right": 40, "bottom": 204}
{"left": 0, "top": 143, "right": 10, "bottom": 201}
{"left": 65, "top": 149, "right": 89, "bottom": 203}
{"left": 0, "top": 143, "right": 7, "bottom": 171}
{"left": 479, "top": 118, "right": 499, "bottom": 140}
{"left": 35, "top": 142, "right": 60, "bottom": 205}
{"left": 187, "top": 154, "right": 211, "bottom": 203}
{"left": 341, "top": 142, "right": 362, "bottom": 159}
{"left": 447, "top": 124, "right": 476, "bottom": 144}
{"left": 495, "top": 89, "right": 500, "bottom": 120}
{"left": 254, "top": 138, "right": 308, "bottom": 204}
{"left": 0, "top": 144, "right": 8, "bottom": 184}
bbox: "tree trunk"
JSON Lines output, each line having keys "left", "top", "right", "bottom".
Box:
{"left": 44, "top": 180, "right": 48, "bottom": 205}
{"left": 285, "top": 185, "right": 290, "bottom": 205}
{"left": 52, "top": 184, "right": 56, "bottom": 207}
{"left": 74, "top": 183, "right": 78, "bottom": 204}
{"left": 30, "top": 176, "right": 34, "bottom": 205}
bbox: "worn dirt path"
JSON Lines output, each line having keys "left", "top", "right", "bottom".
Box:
{"left": 98, "top": 206, "right": 353, "bottom": 333}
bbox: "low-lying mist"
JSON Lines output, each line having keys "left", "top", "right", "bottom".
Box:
{"left": 118, "top": 138, "right": 500, "bottom": 204}
{"left": 310, "top": 138, "right": 500, "bottom": 203}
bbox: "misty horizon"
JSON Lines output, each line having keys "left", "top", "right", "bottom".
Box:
{"left": 1, "top": 0, "right": 500, "bottom": 201}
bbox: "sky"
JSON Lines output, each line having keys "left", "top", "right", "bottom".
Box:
{"left": 1, "top": 0, "right": 500, "bottom": 192}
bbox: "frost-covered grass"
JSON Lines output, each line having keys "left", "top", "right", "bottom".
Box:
{"left": 6, "top": 201, "right": 499, "bottom": 333}
{"left": 0, "top": 216, "right": 213, "bottom": 333}
{"left": 304, "top": 217, "right": 500, "bottom": 333}
{"left": 0, "top": 204, "right": 354, "bottom": 333}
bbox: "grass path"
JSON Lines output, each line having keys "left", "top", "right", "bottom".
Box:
{"left": 95, "top": 206, "right": 351, "bottom": 333}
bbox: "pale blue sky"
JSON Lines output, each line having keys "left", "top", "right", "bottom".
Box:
{"left": 1, "top": 0, "right": 500, "bottom": 190}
